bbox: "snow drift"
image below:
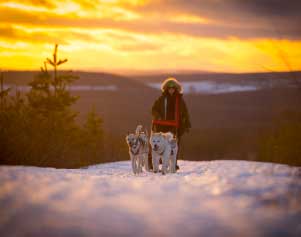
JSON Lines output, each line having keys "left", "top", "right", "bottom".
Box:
{"left": 0, "top": 160, "right": 300, "bottom": 237}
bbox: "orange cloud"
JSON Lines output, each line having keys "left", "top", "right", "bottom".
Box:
{"left": 0, "top": 0, "right": 300, "bottom": 72}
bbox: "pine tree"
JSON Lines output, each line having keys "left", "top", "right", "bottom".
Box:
{"left": 27, "top": 45, "right": 78, "bottom": 115}
{"left": 25, "top": 44, "right": 80, "bottom": 165}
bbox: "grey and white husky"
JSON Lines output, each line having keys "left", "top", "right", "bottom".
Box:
{"left": 126, "top": 125, "right": 149, "bottom": 174}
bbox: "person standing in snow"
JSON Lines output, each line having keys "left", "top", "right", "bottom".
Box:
{"left": 150, "top": 77, "right": 191, "bottom": 170}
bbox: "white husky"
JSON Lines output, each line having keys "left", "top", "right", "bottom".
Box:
{"left": 150, "top": 132, "right": 178, "bottom": 174}
{"left": 126, "top": 125, "right": 149, "bottom": 174}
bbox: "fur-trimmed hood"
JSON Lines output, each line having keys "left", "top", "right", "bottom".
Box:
{"left": 161, "top": 77, "right": 183, "bottom": 94}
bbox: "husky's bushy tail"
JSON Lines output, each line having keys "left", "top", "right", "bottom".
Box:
{"left": 135, "top": 125, "right": 143, "bottom": 134}
{"left": 164, "top": 132, "right": 174, "bottom": 142}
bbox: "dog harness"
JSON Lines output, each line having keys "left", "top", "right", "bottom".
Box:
{"left": 152, "top": 94, "right": 180, "bottom": 128}
{"left": 130, "top": 136, "right": 148, "bottom": 155}
{"left": 130, "top": 139, "right": 141, "bottom": 155}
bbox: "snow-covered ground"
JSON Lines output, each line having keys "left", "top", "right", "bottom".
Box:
{"left": 0, "top": 160, "right": 300, "bottom": 237}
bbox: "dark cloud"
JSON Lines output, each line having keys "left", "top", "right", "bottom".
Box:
{"left": 238, "top": 0, "right": 301, "bottom": 18}
{"left": 130, "top": 0, "right": 301, "bottom": 39}
{"left": 134, "top": 0, "right": 301, "bottom": 22}
{"left": 0, "top": 1, "right": 300, "bottom": 40}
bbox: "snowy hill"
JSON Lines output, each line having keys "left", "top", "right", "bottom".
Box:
{"left": 0, "top": 160, "right": 300, "bottom": 237}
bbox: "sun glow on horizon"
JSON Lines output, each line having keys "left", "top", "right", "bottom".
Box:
{"left": 0, "top": 0, "right": 300, "bottom": 73}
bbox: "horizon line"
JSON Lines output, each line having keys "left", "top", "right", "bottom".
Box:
{"left": 1, "top": 69, "right": 300, "bottom": 76}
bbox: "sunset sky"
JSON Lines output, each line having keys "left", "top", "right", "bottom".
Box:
{"left": 0, "top": 0, "right": 300, "bottom": 73}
